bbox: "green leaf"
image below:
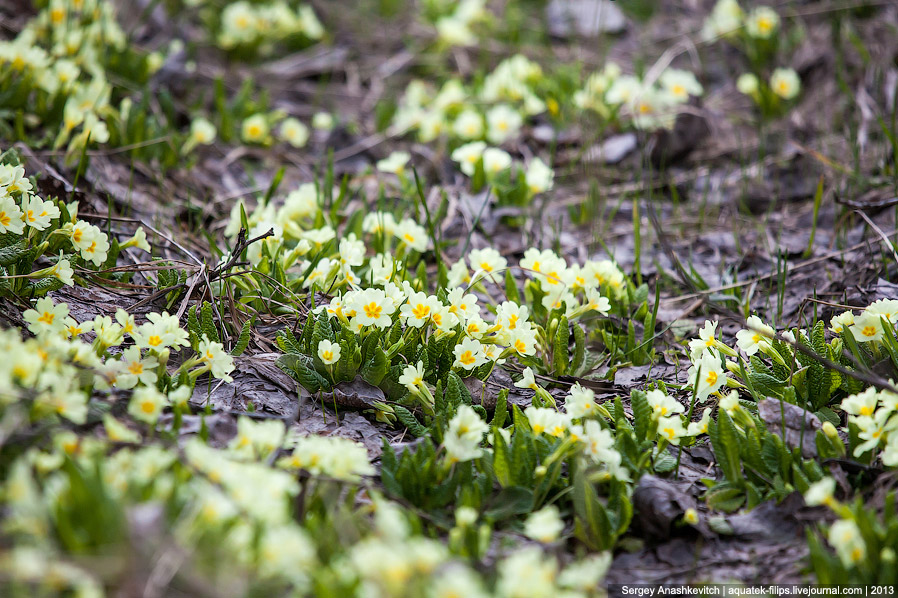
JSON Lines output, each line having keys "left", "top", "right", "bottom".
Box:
{"left": 230, "top": 316, "right": 255, "bottom": 356}
{"left": 0, "top": 239, "right": 28, "bottom": 266}
{"left": 394, "top": 406, "right": 426, "bottom": 437}
{"left": 571, "top": 324, "right": 586, "bottom": 375}
{"left": 200, "top": 301, "right": 220, "bottom": 343}
{"left": 504, "top": 269, "right": 521, "bottom": 304}
{"left": 572, "top": 464, "right": 612, "bottom": 550}
{"left": 276, "top": 326, "right": 302, "bottom": 354}
{"left": 631, "top": 390, "right": 652, "bottom": 442}
{"left": 275, "top": 353, "right": 329, "bottom": 393}
{"left": 483, "top": 486, "right": 533, "bottom": 521}
{"left": 713, "top": 410, "right": 743, "bottom": 484}
{"left": 490, "top": 388, "right": 508, "bottom": 429}
{"left": 553, "top": 315, "right": 570, "bottom": 376}
{"left": 491, "top": 431, "right": 512, "bottom": 488}
{"left": 361, "top": 346, "right": 388, "bottom": 386}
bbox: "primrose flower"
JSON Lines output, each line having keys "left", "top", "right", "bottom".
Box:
{"left": 508, "top": 325, "right": 538, "bottom": 357}
{"left": 376, "top": 151, "right": 410, "bottom": 175}
{"left": 702, "top": 0, "right": 743, "bottom": 40}
{"left": 735, "top": 315, "right": 774, "bottom": 355}
{"left": 737, "top": 73, "right": 760, "bottom": 95}
{"left": 453, "top": 109, "right": 484, "bottom": 139}
{"left": 122, "top": 227, "right": 151, "bottom": 252}
{"left": 828, "top": 519, "right": 866, "bottom": 568}
{"left": 689, "top": 320, "right": 720, "bottom": 360}
{"left": 866, "top": 299, "right": 898, "bottom": 324}
{"left": 849, "top": 311, "right": 884, "bottom": 342}
{"left": 770, "top": 68, "right": 801, "bottom": 100}
{"left": 197, "top": 337, "right": 236, "bottom": 382}
{"left": 523, "top": 506, "right": 564, "bottom": 543}
{"left": 468, "top": 247, "right": 506, "bottom": 283}
{"left": 0, "top": 164, "right": 32, "bottom": 195}
{"left": 446, "top": 287, "right": 480, "bottom": 320}
{"left": 362, "top": 212, "right": 397, "bottom": 236}
{"left": 453, "top": 337, "right": 487, "bottom": 370}
{"left": 514, "top": 367, "right": 538, "bottom": 391}
{"left": 312, "top": 112, "right": 335, "bottom": 131}
{"left": 436, "top": 16, "right": 476, "bottom": 46}
{"left": 23, "top": 297, "right": 69, "bottom": 336}
{"left": 400, "top": 291, "right": 437, "bottom": 328}
{"left": 394, "top": 217, "right": 428, "bottom": 252}
{"left": 526, "top": 407, "right": 567, "bottom": 437}
{"left": 21, "top": 194, "right": 60, "bottom": 231}
{"left": 241, "top": 114, "right": 270, "bottom": 144}
{"left": 444, "top": 405, "right": 488, "bottom": 462}
{"left": 659, "top": 69, "right": 704, "bottom": 102}
{"left": 451, "top": 141, "right": 487, "bottom": 176}
{"left": 657, "top": 415, "right": 687, "bottom": 445}
{"left": 565, "top": 383, "right": 597, "bottom": 419}
{"left": 317, "top": 339, "right": 341, "bottom": 365}
{"left": 829, "top": 310, "right": 854, "bottom": 334}
{"left": 804, "top": 477, "right": 836, "bottom": 508}
{"left": 525, "top": 158, "right": 554, "bottom": 194}
{"left": 188, "top": 117, "right": 217, "bottom": 149}
{"left": 278, "top": 117, "right": 309, "bottom": 148}
{"left": 398, "top": 361, "right": 427, "bottom": 393}
{"left": 347, "top": 288, "right": 396, "bottom": 329}
{"left": 128, "top": 386, "right": 168, "bottom": 424}
{"left": 646, "top": 389, "right": 685, "bottom": 418}
{"left": 687, "top": 350, "right": 726, "bottom": 401}
{"left": 486, "top": 104, "right": 522, "bottom": 144}
{"left": 481, "top": 147, "right": 512, "bottom": 177}
{"left": 582, "top": 288, "right": 611, "bottom": 315}
{"left": 841, "top": 387, "right": 879, "bottom": 417}
{"left": 116, "top": 346, "right": 158, "bottom": 389}
{"left": 852, "top": 409, "right": 898, "bottom": 457}
{"left": 745, "top": 6, "right": 779, "bottom": 39}
{"left": 229, "top": 416, "right": 285, "bottom": 459}
{"left": 687, "top": 408, "right": 712, "bottom": 436}
{"left": 0, "top": 194, "right": 25, "bottom": 234}
{"left": 103, "top": 414, "right": 141, "bottom": 444}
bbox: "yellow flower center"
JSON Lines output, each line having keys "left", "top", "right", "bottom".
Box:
{"left": 38, "top": 311, "right": 55, "bottom": 325}
{"left": 459, "top": 350, "right": 475, "bottom": 366}
{"left": 0, "top": 212, "right": 10, "bottom": 227}
{"left": 706, "top": 370, "right": 718, "bottom": 386}
{"left": 140, "top": 400, "right": 156, "bottom": 414}
{"left": 863, "top": 326, "right": 877, "bottom": 337}
{"left": 363, "top": 302, "right": 382, "bottom": 320}
{"left": 860, "top": 406, "right": 874, "bottom": 416}
{"left": 412, "top": 304, "right": 430, "bottom": 319}
{"left": 128, "top": 362, "right": 144, "bottom": 375}
{"left": 321, "top": 350, "right": 333, "bottom": 361}
{"left": 664, "top": 427, "right": 676, "bottom": 439}
{"left": 514, "top": 339, "right": 527, "bottom": 353}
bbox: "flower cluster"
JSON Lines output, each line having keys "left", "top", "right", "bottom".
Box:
{"left": 574, "top": 63, "right": 704, "bottom": 130}
{"left": 215, "top": 1, "right": 324, "bottom": 51}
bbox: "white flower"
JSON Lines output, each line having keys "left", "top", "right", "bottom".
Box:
{"left": 21, "top": 194, "right": 60, "bottom": 231}
{"left": 737, "top": 73, "right": 759, "bottom": 95}
{"left": 189, "top": 117, "right": 217, "bottom": 145}
{"left": 804, "top": 477, "right": 836, "bottom": 507}
{"left": 481, "top": 147, "right": 512, "bottom": 177}
{"left": 317, "top": 339, "right": 341, "bottom": 365}
{"left": 565, "top": 383, "right": 597, "bottom": 419}
{"left": 312, "top": 112, "right": 335, "bottom": 131}
{"left": 198, "top": 337, "right": 236, "bottom": 381}
{"left": 526, "top": 406, "right": 567, "bottom": 437}
{"left": 523, "top": 506, "right": 564, "bottom": 543}
{"left": 436, "top": 16, "right": 476, "bottom": 46}
{"left": 452, "top": 109, "right": 484, "bottom": 139}
{"left": 689, "top": 320, "right": 719, "bottom": 360}
{"left": 241, "top": 114, "right": 269, "bottom": 144}
{"left": 770, "top": 68, "right": 800, "bottom": 100}
{"left": 347, "top": 288, "right": 396, "bottom": 329}
{"left": 687, "top": 350, "right": 726, "bottom": 401}
{"left": 687, "top": 408, "right": 712, "bottom": 436}
{"left": 0, "top": 194, "right": 25, "bottom": 234}
{"left": 525, "top": 158, "right": 554, "bottom": 194}
{"left": 735, "top": 315, "right": 774, "bottom": 355}
{"left": 659, "top": 69, "right": 704, "bottom": 102}
{"left": 657, "top": 415, "right": 687, "bottom": 445}
{"left": 841, "top": 387, "right": 879, "bottom": 417}
{"left": 866, "top": 299, "right": 898, "bottom": 324}
{"left": 451, "top": 141, "right": 487, "bottom": 176}
{"left": 453, "top": 337, "right": 487, "bottom": 370}
{"left": 745, "top": 6, "right": 779, "bottom": 39}
{"left": 376, "top": 151, "right": 410, "bottom": 175}
{"left": 646, "top": 389, "right": 685, "bottom": 418}
{"left": 849, "top": 311, "right": 884, "bottom": 342}
{"left": 515, "top": 367, "right": 538, "bottom": 390}
{"left": 398, "top": 361, "right": 426, "bottom": 393}
{"left": 486, "top": 104, "right": 523, "bottom": 144}
{"left": 394, "top": 217, "right": 428, "bottom": 252}
{"left": 116, "top": 346, "right": 158, "bottom": 389}
{"left": 444, "top": 405, "right": 488, "bottom": 462}
{"left": 23, "top": 297, "right": 69, "bottom": 336}
{"left": 278, "top": 117, "right": 309, "bottom": 148}
{"left": 830, "top": 310, "right": 855, "bottom": 334}
{"left": 128, "top": 386, "right": 168, "bottom": 424}
{"left": 400, "top": 291, "right": 437, "bottom": 328}
{"left": 468, "top": 247, "right": 506, "bottom": 283}
{"left": 828, "top": 519, "right": 866, "bottom": 568}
